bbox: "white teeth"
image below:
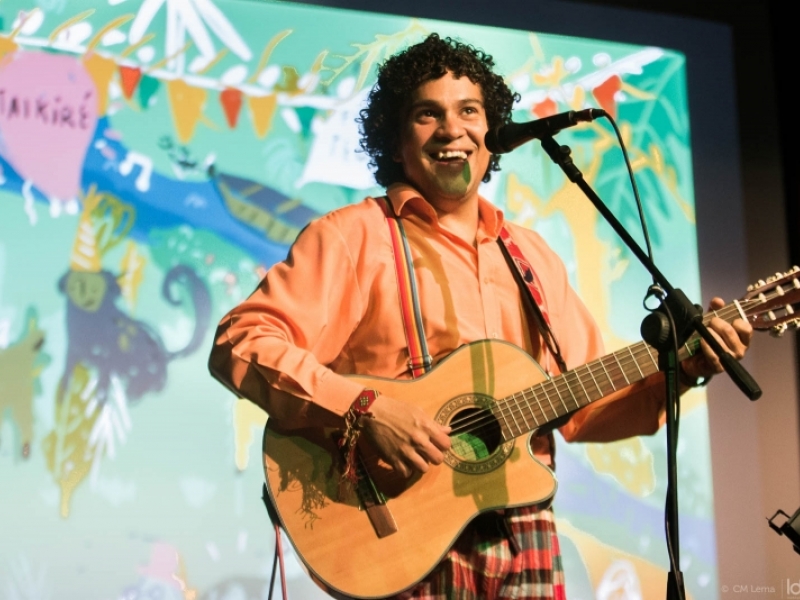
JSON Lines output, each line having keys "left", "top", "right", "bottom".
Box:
{"left": 435, "top": 150, "right": 468, "bottom": 160}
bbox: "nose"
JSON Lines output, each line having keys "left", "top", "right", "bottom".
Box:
{"left": 436, "top": 110, "right": 465, "bottom": 139}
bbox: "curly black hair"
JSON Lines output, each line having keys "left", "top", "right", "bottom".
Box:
{"left": 358, "top": 33, "right": 519, "bottom": 188}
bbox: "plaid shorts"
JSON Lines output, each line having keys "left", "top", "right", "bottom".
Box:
{"left": 391, "top": 506, "right": 566, "bottom": 600}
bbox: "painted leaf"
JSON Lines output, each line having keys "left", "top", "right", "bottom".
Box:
{"left": 42, "top": 363, "right": 102, "bottom": 518}
{"left": 118, "top": 240, "right": 147, "bottom": 310}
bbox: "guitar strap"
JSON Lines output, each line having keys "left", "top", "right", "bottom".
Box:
{"left": 497, "top": 227, "right": 568, "bottom": 375}
{"left": 381, "top": 196, "right": 567, "bottom": 377}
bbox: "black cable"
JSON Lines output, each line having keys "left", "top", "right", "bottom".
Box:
{"left": 599, "top": 113, "right": 655, "bottom": 268}
{"left": 660, "top": 298, "right": 685, "bottom": 600}
{"left": 599, "top": 112, "right": 684, "bottom": 600}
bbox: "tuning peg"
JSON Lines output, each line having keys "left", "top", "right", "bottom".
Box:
{"left": 747, "top": 268, "right": 800, "bottom": 293}
{"left": 774, "top": 318, "right": 800, "bottom": 337}
{"left": 771, "top": 323, "right": 788, "bottom": 337}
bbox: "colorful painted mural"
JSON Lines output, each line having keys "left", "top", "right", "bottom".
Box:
{"left": 0, "top": 0, "right": 712, "bottom": 598}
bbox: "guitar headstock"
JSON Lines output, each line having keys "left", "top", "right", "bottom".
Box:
{"left": 743, "top": 266, "right": 800, "bottom": 337}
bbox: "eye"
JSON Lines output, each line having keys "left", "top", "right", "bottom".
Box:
{"left": 462, "top": 105, "right": 482, "bottom": 117}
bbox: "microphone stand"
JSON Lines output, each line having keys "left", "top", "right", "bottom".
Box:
{"left": 536, "top": 135, "right": 761, "bottom": 600}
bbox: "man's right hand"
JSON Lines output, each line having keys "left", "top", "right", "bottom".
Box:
{"left": 359, "top": 395, "right": 452, "bottom": 477}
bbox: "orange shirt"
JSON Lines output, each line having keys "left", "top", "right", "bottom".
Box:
{"left": 209, "top": 183, "right": 666, "bottom": 457}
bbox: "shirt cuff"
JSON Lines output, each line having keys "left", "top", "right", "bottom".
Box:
{"left": 314, "top": 370, "right": 371, "bottom": 417}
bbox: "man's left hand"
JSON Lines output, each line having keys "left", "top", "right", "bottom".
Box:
{"left": 680, "top": 297, "right": 753, "bottom": 384}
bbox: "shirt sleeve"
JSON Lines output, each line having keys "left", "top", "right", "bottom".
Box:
{"left": 207, "top": 213, "right": 370, "bottom": 428}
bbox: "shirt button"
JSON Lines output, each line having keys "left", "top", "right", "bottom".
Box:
{"left": 492, "top": 332, "right": 498, "bottom": 338}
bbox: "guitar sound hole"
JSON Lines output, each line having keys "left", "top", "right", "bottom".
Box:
{"left": 449, "top": 407, "right": 502, "bottom": 461}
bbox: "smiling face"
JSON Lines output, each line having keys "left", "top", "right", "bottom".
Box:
{"left": 396, "top": 72, "right": 492, "bottom": 214}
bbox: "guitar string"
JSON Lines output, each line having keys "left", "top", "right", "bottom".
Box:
{"left": 446, "top": 342, "right": 661, "bottom": 440}
{"left": 456, "top": 295, "right": 779, "bottom": 439}
{"left": 489, "top": 336, "right": 667, "bottom": 436}
{"left": 446, "top": 302, "right": 752, "bottom": 440}
{"left": 449, "top": 302, "right": 746, "bottom": 439}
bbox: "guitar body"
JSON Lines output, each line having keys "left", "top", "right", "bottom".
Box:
{"left": 262, "top": 340, "right": 558, "bottom": 599}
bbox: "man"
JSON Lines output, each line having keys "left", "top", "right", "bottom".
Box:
{"left": 209, "top": 34, "right": 751, "bottom": 600}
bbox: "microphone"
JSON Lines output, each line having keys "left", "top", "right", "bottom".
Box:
{"left": 485, "top": 108, "right": 607, "bottom": 154}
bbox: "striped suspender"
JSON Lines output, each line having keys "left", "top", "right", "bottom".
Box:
{"left": 382, "top": 198, "right": 432, "bottom": 378}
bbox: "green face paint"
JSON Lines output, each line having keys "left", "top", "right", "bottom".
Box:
{"left": 432, "top": 161, "right": 471, "bottom": 197}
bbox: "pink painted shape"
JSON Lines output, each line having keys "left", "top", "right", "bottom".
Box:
{"left": 0, "top": 51, "right": 98, "bottom": 200}
{"left": 138, "top": 541, "right": 181, "bottom": 587}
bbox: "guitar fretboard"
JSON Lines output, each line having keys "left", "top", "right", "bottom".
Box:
{"left": 490, "top": 301, "right": 748, "bottom": 440}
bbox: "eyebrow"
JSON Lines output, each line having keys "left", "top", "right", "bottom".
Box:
{"left": 408, "top": 97, "right": 484, "bottom": 111}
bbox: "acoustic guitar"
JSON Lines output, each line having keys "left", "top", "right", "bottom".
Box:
{"left": 262, "top": 268, "right": 800, "bottom": 599}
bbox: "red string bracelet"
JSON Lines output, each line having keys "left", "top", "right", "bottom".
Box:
{"left": 339, "top": 388, "right": 380, "bottom": 485}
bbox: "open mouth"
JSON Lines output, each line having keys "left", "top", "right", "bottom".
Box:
{"left": 430, "top": 150, "right": 470, "bottom": 163}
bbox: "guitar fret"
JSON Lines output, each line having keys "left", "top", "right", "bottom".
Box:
{"left": 514, "top": 392, "right": 533, "bottom": 430}
{"left": 565, "top": 376, "right": 581, "bottom": 410}
{"left": 506, "top": 395, "right": 522, "bottom": 437}
{"left": 584, "top": 364, "right": 603, "bottom": 398}
{"left": 598, "top": 356, "right": 617, "bottom": 392}
{"left": 495, "top": 404, "right": 513, "bottom": 438}
{"left": 573, "top": 369, "right": 591, "bottom": 406}
{"left": 643, "top": 344, "right": 659, "bottom": 373}
{"left": 540, "top": 383, "right": 557, "bottom": 420}
{"left": 613, "top": 353, "right": 630, "bottom": 385}
{"left": 562, "top": 372, "right": 585, "bottom": 409}
{"left": 627, "top": 346, "right": 645, "bottom": 379}
{"left": 525, "top": 389, "right": 542, "bottom": 427}
{"left": 551, "top": 377, "right": 570, "bottom": 413}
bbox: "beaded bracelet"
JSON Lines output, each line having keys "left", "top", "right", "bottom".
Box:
{"left": 338, "top": 388, "right": 380, "bottom": 485}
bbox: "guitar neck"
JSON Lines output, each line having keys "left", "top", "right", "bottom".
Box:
{"left": 495, "top": 300, "right": 747, "bottom": 438}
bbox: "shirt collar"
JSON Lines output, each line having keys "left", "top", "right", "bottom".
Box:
{"left": 385, "top": 182, "right": 505, "bottom": 239}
